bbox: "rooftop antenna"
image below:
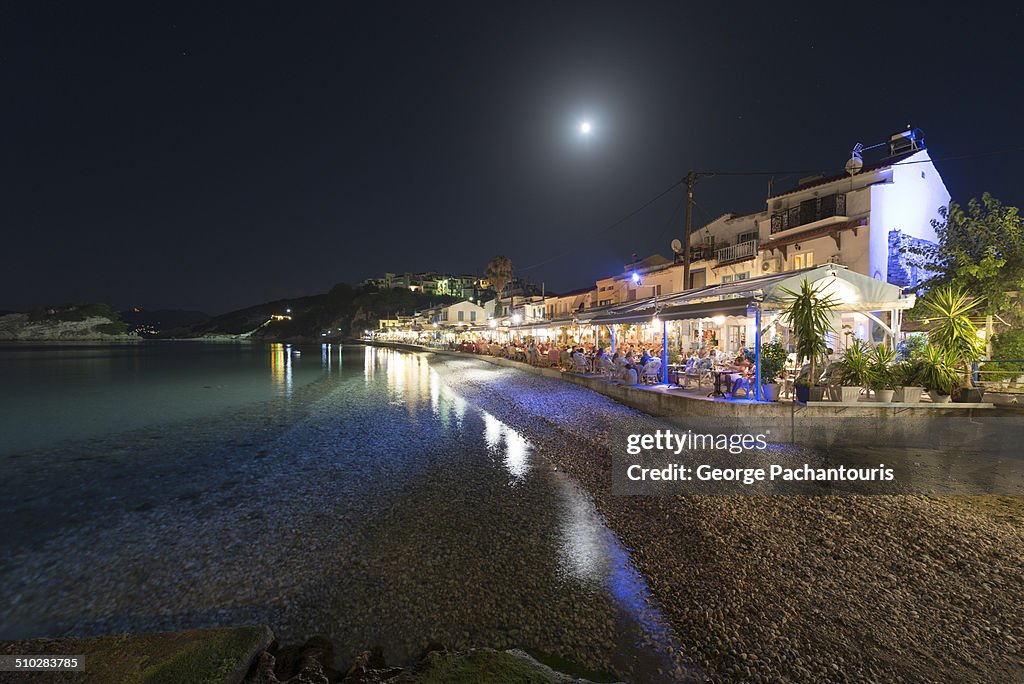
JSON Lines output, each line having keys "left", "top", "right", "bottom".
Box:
{"left": 845, "top": 143, "right": 864, "bottom": 176}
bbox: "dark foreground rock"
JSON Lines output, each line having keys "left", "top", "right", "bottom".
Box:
{"left": 246, "top": 637, "right": 618, "bottom": 683}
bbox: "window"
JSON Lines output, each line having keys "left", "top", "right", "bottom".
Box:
{"left": 689, "top": 269, "right": 706, "bottom": 289}
{"left": 470, "top": 311, "right": 477, "bottom": 321}
{"left": 722, "top": 275, "right": 733, "bottom": 284}
{"left": 458, "top": 310, "right": 464, "bottom": 321}
{"left": 655, "top": 284, "right": 663, "bottom": 296}
{"left": 737, "top": 230, "right": 758, "bottom": 244}
{"left": 735, "top": 272, "right": 749, "bottom": 281}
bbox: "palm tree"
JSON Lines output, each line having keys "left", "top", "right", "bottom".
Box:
{"left": 485, "top": 255, "right": 515, "bottom": 317}
{"left": 920, "top": 285, "right": 985, "bottom": 388}
{"left": 779, "top": 280, "right": 839, "bottom": 390}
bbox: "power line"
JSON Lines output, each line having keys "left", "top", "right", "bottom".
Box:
{"left": 514, "top": 144, "right": 1024, "bottom": 280}
{"left": 517, "top": 179, "right": 683, "bottom": 272}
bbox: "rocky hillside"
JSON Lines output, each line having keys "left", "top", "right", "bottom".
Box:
{"left": 0, "top": 304, "right": 136, "bottom": 341}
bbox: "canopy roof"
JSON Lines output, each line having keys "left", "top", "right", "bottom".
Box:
{"left": 573, "top": 265, "right": 914, "bottom": 326}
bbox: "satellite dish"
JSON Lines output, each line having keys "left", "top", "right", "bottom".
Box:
{"left": 671, "top": 238, "right": 683, "bottom": 254}
{"left": 845, "top": 143, "right": 864, "bottom": 176}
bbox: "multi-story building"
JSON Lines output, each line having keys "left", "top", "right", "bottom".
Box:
{"left": 684, "top": 128, "right": 947, "bottom": 292}
{"left": 431, "top": 300, "right": 487, "bottom": 326}
{"left": 594, "top": 254, "right": 680, "bottom": 306}
{"left": 545, "top": 287, "right": 596, "bottom": 319}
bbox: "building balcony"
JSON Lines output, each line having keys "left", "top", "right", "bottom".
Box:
{"left": 771, "top": 193, "right": 846, "bottom": 235}
{"left": 714, "top": 239, "right": 758, "bottom": 265}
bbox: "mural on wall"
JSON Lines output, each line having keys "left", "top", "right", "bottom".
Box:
{"left": 887, "top": 229, "right": 937, "bottom": 289}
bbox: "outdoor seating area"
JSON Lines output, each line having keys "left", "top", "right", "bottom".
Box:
{"left": 369, "top": 266, "right": 1001, "bottom": 406}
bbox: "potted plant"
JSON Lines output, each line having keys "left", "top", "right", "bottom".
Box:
{"left": 833, "top": 341, "right": 871, "bottom": 402}
{"left": 892, "top": 360, "right": 925, "bottom": 404}
{"left": 758, "top": 340, "right": 788, "bottom": 401}
{"left": 917, "top": 343, "right": 959, "bottom": 403}
{"left": 780, "top": 280, "right": 838, "bottom": 403}
{"left": 867, "top": 345, "right": 898, "bottom": 402}
{"left": 920, "top": 286, "right": 986, "bottom": 403}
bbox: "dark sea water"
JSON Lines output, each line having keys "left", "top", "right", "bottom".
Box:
{"left": 0, "top": 342, "right": 684, "bottom": 680}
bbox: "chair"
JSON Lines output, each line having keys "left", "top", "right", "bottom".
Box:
{"left": 729, "top": 372, "right": 753, "bottom": 398}
{"left": 573, "top": 355, "right": 590, "bottom": 374}
{"left": 597, "top": 356, "right": 617, "bottom": 379}
{"left": 641, "top": 359, "right": 662, "bottom": 384}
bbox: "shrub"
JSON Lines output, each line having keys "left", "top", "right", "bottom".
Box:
{"left": 835, "top": 341, "right": 872, "bottom": 388}
{"left": 759, "top": 340, "right": 788, "bottom": 383}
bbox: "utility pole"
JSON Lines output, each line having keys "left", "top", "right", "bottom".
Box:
{"left": 682, "top": 171, "right": 696, "bottom": 291}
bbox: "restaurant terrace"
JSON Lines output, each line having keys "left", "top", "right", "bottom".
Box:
{"left": 372, "top": 265, "right": 917, "bottom": 402}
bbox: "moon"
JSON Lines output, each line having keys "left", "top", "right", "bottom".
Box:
{"left": 579, "top": 120, "right": 592, "bottom": 135}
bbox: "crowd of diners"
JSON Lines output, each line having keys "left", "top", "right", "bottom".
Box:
{"left": 445, "top": 337, "right": 784, "bottom": 397}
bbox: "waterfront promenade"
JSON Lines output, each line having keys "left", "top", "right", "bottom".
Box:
{"left": 365, "top": 341, "right": 1008, "bottom": 451}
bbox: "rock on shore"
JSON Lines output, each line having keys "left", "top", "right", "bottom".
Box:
{"left": 247, "top": 638, "right": 616, "bottom": 683}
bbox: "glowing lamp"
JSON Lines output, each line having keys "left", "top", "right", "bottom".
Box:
{"left": 631, "top": 272, "right": 641, "bottom": 284}
{"left": 711, "top": 315, "right": 726, "bottom": 325}
{"left": 512, "top": 314, "right": 522, "bottom": 325}
{"left": 580, "top": 121, "right": 592, "bottom": 135}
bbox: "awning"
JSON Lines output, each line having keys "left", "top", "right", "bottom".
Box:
{"left": 576, "top": 265, "right": 914, "bottom": 326}
{"left": 589, "top": 297, "right": 754, "bottom": 325}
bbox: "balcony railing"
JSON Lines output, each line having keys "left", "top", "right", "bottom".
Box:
{"left": 715, "top": 239, "right": 758, "bottom": 265}
{"left": 770, "top": 193, "right": 846, "bottom": 234}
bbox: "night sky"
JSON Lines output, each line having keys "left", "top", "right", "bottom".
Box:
{"left": 3, "top": 2, "right": 1022, "bottom": 314}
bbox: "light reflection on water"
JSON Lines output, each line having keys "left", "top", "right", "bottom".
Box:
{"left": 361, "top": 346, "right": 677, "bottom": 666}
{"left": 555, "top": 474, "right": 675, "bottom": 653}
{"left": 269, "top": 343, "right": 293, "bottom": 396}
{"left": 481, "top": 411, "right": 531, "bottom": 483}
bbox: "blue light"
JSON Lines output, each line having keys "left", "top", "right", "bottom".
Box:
{"left": 631, "top": 272, "right": 641, "bottom": 284}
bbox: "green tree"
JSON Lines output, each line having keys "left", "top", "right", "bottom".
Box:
{"left": 779, "top": 280, "right": 839, "bottom": 386}
{"left": 920, "top": 285, "right": 985, "bottom": 388}
{"left": 906, "top": 193, "right": 1023, "bottom": 315}
{"left": 485, "top": 255, "right": 514, "bottom": 316}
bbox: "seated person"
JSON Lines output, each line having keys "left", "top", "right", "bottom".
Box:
{"left": 730, "top": 356, "right": 754, "bottom": 397}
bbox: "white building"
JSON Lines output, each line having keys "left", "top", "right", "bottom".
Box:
{"left": 686, "top": 128, "right": 949, "bottom": 292}
{"left": 433, "top": 300, "right": 486, "bottom": 326}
